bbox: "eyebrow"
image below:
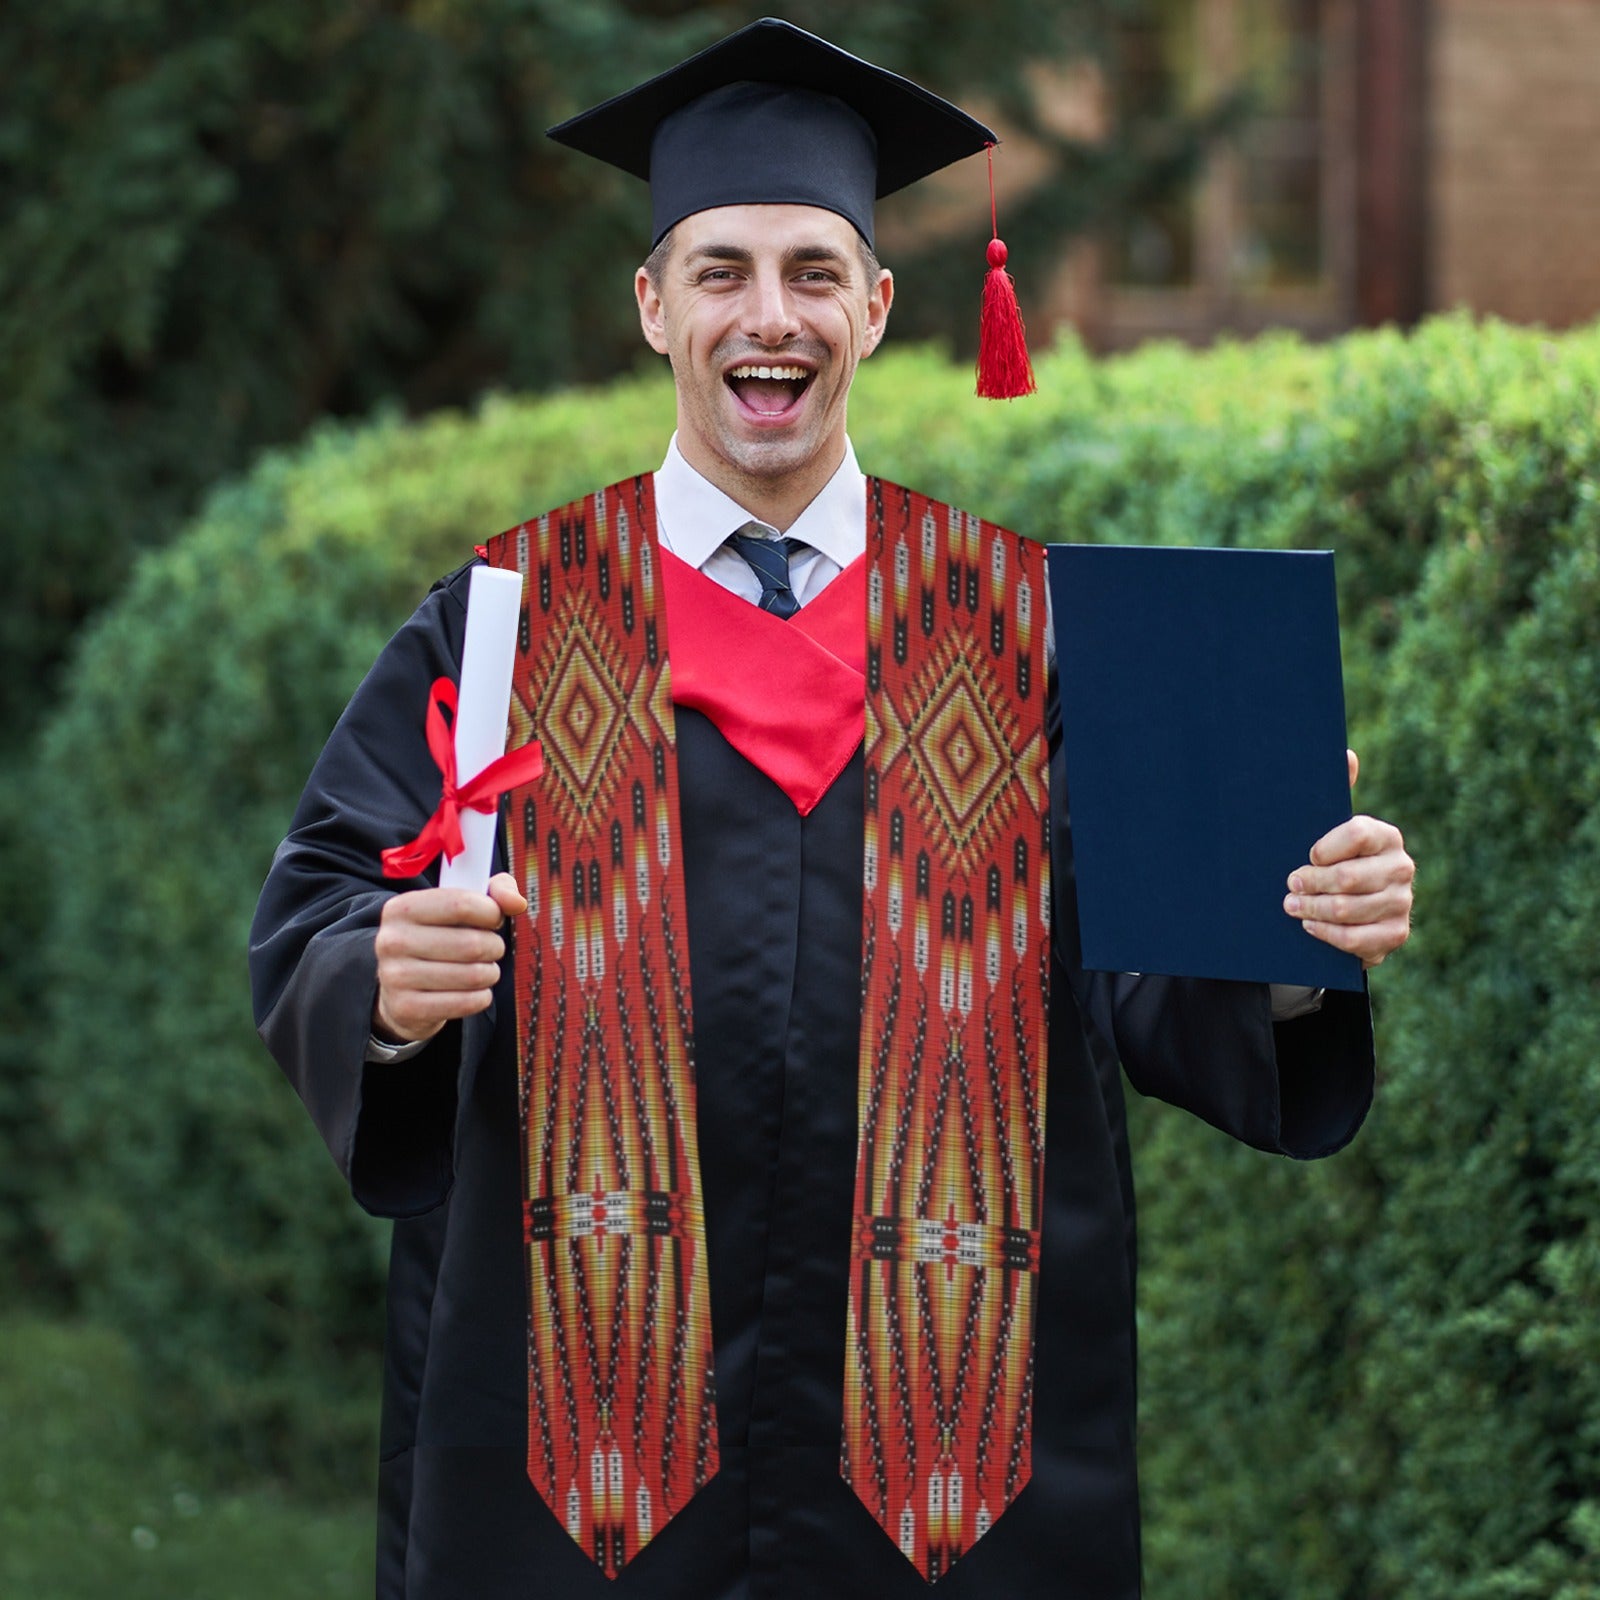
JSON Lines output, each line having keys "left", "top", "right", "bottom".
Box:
{"left": 684, "top": 242, "right": 855, "bottom": 273}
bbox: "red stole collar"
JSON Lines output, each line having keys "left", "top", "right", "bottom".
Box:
{"left": 660, "top": 550, "right": 866, "bottom": 816}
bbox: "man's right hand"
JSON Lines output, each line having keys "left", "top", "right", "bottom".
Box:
{"left": 372, "top": 871, "right": 529, "bottom": 1045}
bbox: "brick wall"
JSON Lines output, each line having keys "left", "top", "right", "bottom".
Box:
{"left": 1431, "top": 0, "right": 1600, "bottom": 327}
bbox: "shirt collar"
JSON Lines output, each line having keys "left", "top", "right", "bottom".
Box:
{"left": 654, "top": 434, "right": 866, "bottom": 570}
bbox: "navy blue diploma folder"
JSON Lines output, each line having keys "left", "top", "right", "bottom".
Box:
{"left": 1047, "top": 544, "right": 1364, "bottom": 993}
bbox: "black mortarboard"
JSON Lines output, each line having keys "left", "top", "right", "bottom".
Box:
{"left": 546, "top": 16, "right": 998, "bottom": 249}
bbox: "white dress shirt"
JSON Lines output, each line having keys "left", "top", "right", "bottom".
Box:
{"left": 653, "top": 433, "right": 864, "bottom": 605}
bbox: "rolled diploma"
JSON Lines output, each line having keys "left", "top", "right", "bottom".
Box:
{"left": 438, "top": 565, "right": 525, "bottom": 893}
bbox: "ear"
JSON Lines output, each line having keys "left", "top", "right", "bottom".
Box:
{"left": 636, "top": 266, "right": 670, "bottom": 356}
{"left": 861, "top": 268, "right": 894, "bottom": 358}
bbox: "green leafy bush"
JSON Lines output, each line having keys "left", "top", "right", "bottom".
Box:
{"left": 35, "top": 316, "right": 1600, "bottom": 1600}
{"left": 1116, "top": 323, "right": 1600, "bottom": 1600}
{"left": 35, "top": 378, "right": 674, "bottom": 1479}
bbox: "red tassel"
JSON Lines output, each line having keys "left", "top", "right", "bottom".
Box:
{"left": 976, "top": 145, "right": 1035, "bottom": 400}
{"left": 977, "top": 239, "right": 1036, "bottom": 399}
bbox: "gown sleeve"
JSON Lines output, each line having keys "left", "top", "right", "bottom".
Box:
{"left": 1046, "top": 680, "right": 1375, "bottom": 1160}
{"left": 249, "top": 562, "right": 499, "bottom": 1216}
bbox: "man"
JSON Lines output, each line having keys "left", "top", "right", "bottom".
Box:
{"left": 250, "top": 19, "right": 1414, "bottom": 1600}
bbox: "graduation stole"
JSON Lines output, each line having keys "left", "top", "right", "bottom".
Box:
{"left": 484, "top": 474, "right": 1049, "bottom": 1583}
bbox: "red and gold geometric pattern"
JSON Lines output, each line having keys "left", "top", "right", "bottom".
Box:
{"left": 845, "top": 480, "right": 1051, "bottom": 1582}
{"left": 485, "top": 472, "right": 1049, "bottom": 1584}
{"left": 487, "top": 477, "right": 718, "bottom": 1580}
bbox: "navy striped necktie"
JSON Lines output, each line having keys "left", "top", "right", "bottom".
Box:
{"left": 726, "top": 524, "right": 807, "bottom": 619}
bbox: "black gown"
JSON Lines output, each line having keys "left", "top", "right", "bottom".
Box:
{"left": 250, "top": 552, "right": 1374, "bottom": 1600}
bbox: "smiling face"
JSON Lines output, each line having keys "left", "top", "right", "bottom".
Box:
{"left": 636, "top": 204, "right": 893, "bottom": 529}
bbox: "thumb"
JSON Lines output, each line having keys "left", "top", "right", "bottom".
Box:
{"left": 487, "top": 870, "right": 529, "bottom": 917}
{"left": 1347, "top": 748, "right": 1360, "bottom": 792}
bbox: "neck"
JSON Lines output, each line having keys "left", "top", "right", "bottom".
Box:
{"left": 676, "top": 435, "right": 846, "bottom": 533}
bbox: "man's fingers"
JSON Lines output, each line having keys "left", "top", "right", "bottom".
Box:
{"left": 375, "top": 921, "right": 505, "bottom": 965}
{"left": 1284, "top": 881, "right": 1412, "bottom": 926}
{"left": 488, "top": 871, "right": 529, "bottom": 917}
{"left": 381, "top": 956, "right": 503, "bottom": 994}
{"left": 1301, "top": 915, "right": 1411, "bottom": 969}
{"left": 373, "top": 885, "right": 515, "bottom": 1046}
{"left": 1283, "top": 805, "right": 1415, "bottom": 966}
{"left": 1287, "top": 846, "right": 1414, "bottom": 900}
{"left": 1307, "top": 813, "right": 1404, "bottom": 868}
{"left": 1285, "top": 845, "right": 1413, "bottom": 927}
{"left": 1347, "top": 748, "right": 1359, "bottom": 790}
{"left": 379, "top": 985, "right": 497, "bottom": 1022}
{"left": 374, "top": 984, "right": 494, "bottom": 1045}
{"left": 373, "top": 948, "right": 500, "bottom": 1043}
{"left": 382, "top": 886, "right": 510, "bottom": 930}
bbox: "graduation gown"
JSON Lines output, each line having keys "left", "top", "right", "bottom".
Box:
{"left": 250, "top": 553, "right": 1374, "bottom": 1600}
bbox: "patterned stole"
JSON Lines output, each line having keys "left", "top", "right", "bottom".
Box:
{"left": 487, "top": 477, "right": 715, "bottom": 1579}
{"left": 484, "top": 474, "right": 1049, "bottom": 1584}
{"left": 846, "top": 482, "right": 1049, "bottom": 1579}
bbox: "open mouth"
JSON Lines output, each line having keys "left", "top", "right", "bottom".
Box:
{"left": 725, "top": 363, "right": 813, "bottom": 418}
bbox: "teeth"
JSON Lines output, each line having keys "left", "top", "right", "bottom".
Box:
{"left": 727, "top": 365, "right": 808, "bottom": 381}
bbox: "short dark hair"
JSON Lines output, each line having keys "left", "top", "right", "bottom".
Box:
{"left": 643, "top": 227, "right": 676, "bottom": 291}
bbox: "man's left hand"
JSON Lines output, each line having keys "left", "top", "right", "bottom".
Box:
{"left": 1284, "top": 750, "right": 1415, "bottom": 968}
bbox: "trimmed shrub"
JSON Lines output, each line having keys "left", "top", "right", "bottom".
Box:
{"left": 35, "top": 379, "right": 673, "bottom": 1479}
{"left": 1119, "top": 324, "right": 1600, "bottom": 1599}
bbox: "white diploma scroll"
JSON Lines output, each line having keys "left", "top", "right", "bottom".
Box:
{"left": 439, "top": 564, "right": 525, "bottom": 893}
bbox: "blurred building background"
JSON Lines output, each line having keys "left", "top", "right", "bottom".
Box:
{"left": 1031, "top": 0, "right": 1600, "bottom": 348}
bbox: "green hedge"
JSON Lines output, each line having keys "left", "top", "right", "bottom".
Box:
{"left": 34, "top": 317, "right": 1600, "bottom": 1600}
{"left": 33, "top": 379, "right": 674, "bottom": 1478}
{"left": 1111, "top": 326, "right": 1600, "bottom": 1600}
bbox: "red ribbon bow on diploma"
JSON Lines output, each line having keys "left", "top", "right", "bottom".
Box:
{"left": 381, "top": 677, "right": 544, "bottom": 879}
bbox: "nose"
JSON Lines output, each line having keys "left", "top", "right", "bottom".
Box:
{"left": 745, "top": 267, "right": 801, "bottom": 347}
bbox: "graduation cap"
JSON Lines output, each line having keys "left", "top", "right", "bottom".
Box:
{"left": 549, "top": 16, "right": 1036, "bottom": 397}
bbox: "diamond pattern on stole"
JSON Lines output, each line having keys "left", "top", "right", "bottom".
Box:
{"left": 844, "top": 480, "right": 1051, "bottom": 1582}
{"left": 486, "top": 477, "right": 718, "bottom": 1579}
